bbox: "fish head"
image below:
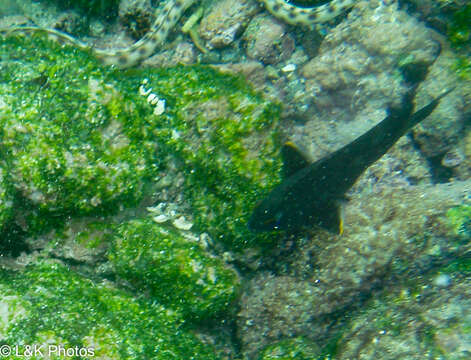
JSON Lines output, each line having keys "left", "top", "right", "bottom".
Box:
{"left": 248, "top": 193, "right": 287, "bottom": 232}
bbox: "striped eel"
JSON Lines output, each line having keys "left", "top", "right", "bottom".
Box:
{"left": 1, "top": 0, "right": 354, "bottom": 68}
{"left": 261, "top": 0, "right": 355, "bottom": 26}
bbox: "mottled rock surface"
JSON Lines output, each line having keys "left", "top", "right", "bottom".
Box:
{"left": 238, "top": 180, "right": 471, "bottom": 359}
{"left": 119, "top": 0, "right": 154, "bottom": 40}
{"left": 244, "top": 14, "right": 295, "bottom": 65}
{"left": 411, "top": 51, "right": 466, "bottom": 159}
{"left": 287, "top": 0, "right": 467, "bottom": 185}
{"left": 199, "top": 0, "right": 259, "bottom": 49}
{"left": 336, "top": 269, "right": 471, "bottom": 359}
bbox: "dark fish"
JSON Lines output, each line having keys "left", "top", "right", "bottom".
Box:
{"left": 248, "top": 88, "right": 454, "bottom": 234}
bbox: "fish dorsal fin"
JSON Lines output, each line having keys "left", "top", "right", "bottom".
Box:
{"left": 281, "top": 142, "right": 311, "bottom": 178}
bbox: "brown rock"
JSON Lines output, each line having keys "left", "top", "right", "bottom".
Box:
{"left": 199, "top": 0, "right": 259, "bottom": 49}
{"left": 243, "top": 14, "right": 295, "bottom": 65}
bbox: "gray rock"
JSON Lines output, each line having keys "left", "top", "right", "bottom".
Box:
{"left": 410, "top": 50, "right": 466, "bottom": 159}
{"left": 119, "top": 0, "right": 154, "bottom": 40}
{"left": 336, "top": 272, "right": 471, "bottom": 359}
{"left": 243, "top": 14, "right": 295, "bottom": 65}
{"left": 237, "top": 180, "right": 471, "bottom": 359}
{"left": 301, "top": 1, "right": 440, "bottom": 116}
{"left": 199, "top": 0, "right": 259, "bottom": 49}
{"left": 286, "top": 0, "right": 466, "bottom": 185}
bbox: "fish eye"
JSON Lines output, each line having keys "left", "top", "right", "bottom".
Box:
{"left": 274, "top": 211, "right": 283, "bottom": 222}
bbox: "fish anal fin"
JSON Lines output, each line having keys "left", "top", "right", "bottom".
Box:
{"left": 315, "top": 201, "right": 345, "bottom": 235}
{"left": 281, "top": 142, "right": 311, "bottom": 178}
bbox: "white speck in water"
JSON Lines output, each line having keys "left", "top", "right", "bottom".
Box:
{"left": 433, "top": 274, "right": 452, "bottom": 288}
{"left": 171, "top": 129, "right": 180, "bottom": 140}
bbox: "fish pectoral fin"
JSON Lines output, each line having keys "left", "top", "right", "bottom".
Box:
{"left": 281, "top": 142, "right": 311, "bottom": 178}
{"left": 316, "top": 201, "right": 345, "bottom": 235}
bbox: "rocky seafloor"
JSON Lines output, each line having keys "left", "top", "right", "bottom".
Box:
{"left": 0, "top": 0, "right": 470, "bottom": 359}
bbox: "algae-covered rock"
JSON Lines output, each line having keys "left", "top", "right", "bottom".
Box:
{"left": 0, "top": 167, "right": 13, "bottom": 232}
{"left": 0, "top": 32, "right": 282, "bottom": 249}
{"left": 49, "top": 0, "right": 119, "bottom": 17}
{"left": 0, "top": 260, "right": 220, "bottom": 359}
{"left": 109, "top": 219, "right": 240, "bottom": 320}
{"left": 0, "top": 33, "right": 159, "bottom": 218}
{"left": 446, "top": 205, "right": 471, "bottom": 239}
{"left": 259, "top": 337, "right": 321, "bottom": 360}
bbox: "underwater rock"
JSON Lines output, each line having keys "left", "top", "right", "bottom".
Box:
{"left": 0, "top": 168, "right": 13, "bottom": 233}
{"left": 0, "top": 33, "right": 282, "bottom": 251}
{"left": 109, "top": 219, "right": 240, "bottom": 320}
{"left": 143, "top": 41, "right": 198, "bottom": 67}
{"left": 409, "top": 50, "right": 466, "bottom": 159}
{"left": 119, "top": 0, "right": 154, "bottom": 40}
{"left": 53, "top": 10, "right": 88, "bottom": 35}
{"left": 0, "top": 260, "right": 220, "bottom": 359}
{"left": 335, "top": 268, "right": 471, "bottom": 359}
{"left": 199, "top": 0, "right": 259, "bottom": 49}
{"left": 212, "top": 61, "right": 268, "bottom": 91}
{"left": 172, "top": 41, "right": 198, "bottom": 65}
{"left": 401, "top": 0, "right": 470, "bottom": 36}
{"left": 301, "top": 1, "right": 439, "bottom": 111}
{"left": 258, "top": 337, "right": 321, "bottom": 360}
{"left": 243, "top": 14, "right": 295, "bottom": 65}
{"left": 289, "top": 0, "right": 466, "bottom": 187}
{"left": 238, "top": 180, "right": 471, "bottom": 359}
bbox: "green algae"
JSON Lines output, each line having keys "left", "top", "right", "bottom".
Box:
{"left": 448, "top": 5, "right": 471, "bottom": 48}
{"left": 109, "top": 218, "right": 240, "bottom": 321}
{"left": 447, "top": 4, "right": 471, "bottom": 82}
{"left": 0, "top": 260, "right": 220, "bottom": 360}
{"left": 446, "top": 205, "right": 471, "bottom": 238}
{"left": 46, "top": 0, "right": 119, "bottom": 17}
{"left": 0, "top": 33, "right": 157, "bottom": 218}
{"left": 453, "top": 56, "right": 471, "bottom": 80}
{"left": 259, "top": 337, "right": 321, "bottom": 360}
{"left": 124, "top": 65, "right": 283, "bottom": 250}
{"left": 0, "top": 32, "right": 282, "bottom": 249}
{"left": 442, "top": 257, "right": 471, "bottom": 274}
{"left": 0, "top": 167, "right": 13, "bottom": 232}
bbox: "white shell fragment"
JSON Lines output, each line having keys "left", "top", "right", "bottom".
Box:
{"left": 148, "top": 203, "right": 193, "bottom": 231}
{"left": 147, "top": 93, "right": 159, "bottom": 105}
{"left": 139, "top": 85, "right": 152, "bottom": 96}
{"left": 153, "top": 214, "right": 169, "bottom": 223}
{"left": 153, "top": 99, "right": 166, "bottom": 116}
{"left": 139, "top": 80, "right": 166, "bottom": 115}
{"left": 172, "top": 216, "right": 193, "bottom": 231}
{"left": 282, "top": 64, "right": 296, "bottom": 72}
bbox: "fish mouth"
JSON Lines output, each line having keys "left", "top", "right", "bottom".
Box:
{"left": 247, "top": 213, "right": 279, "bottom": 232}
